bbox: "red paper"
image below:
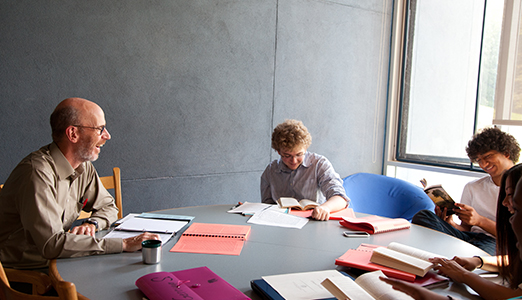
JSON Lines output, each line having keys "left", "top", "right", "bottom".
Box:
{"left": 170, "top": 223, "right": 250, "bottom": 255}
{"left": 339, "top": 215, "right": 411, "bottom": 234}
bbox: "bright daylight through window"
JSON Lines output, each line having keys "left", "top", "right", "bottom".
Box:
{"left": 397, "top": 0, "right": 507, "bottom": 170}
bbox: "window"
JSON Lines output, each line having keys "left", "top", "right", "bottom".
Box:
{"left": 495, "top": 0, "right": 522, "bottom": 126}
{"left": 395, "top": 0, "right": 505, "bottom": 170}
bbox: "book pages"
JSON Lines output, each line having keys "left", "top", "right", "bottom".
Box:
{"left": 355, "top": 271, "right": 414, "bottom": 300}
{"left": 321, "top": 275, "right": 375, "bottom": 300}
{"left": 371, "top": 248, "right": 433, "bottom": 277}
{"left": 388, "top": 242, "right": 447, "bottom": 261}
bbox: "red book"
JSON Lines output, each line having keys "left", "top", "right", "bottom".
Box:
{"left": 335, "top": 244, "right": 417, "bottom": 282}
{"left": 339, "top": 215, "right": 410, "bottom": 234}
{"left": 136, "top": 266, "right": 250, "bottom": 300}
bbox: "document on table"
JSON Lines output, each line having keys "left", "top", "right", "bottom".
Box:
{"left": 262, "top": 270, "right": 345, "bottom": 300}
{"left": 103, "top": 213, "right": 190, "bottom": 245}
{"left": 247, "top": 208, "right": 308, "bottom": 229}
{"left": 114, "top": 214, "right": 189, "bottom": 233}
{"left": 103, "top": 230, "right": 173, "bottom": 245}
{"left": 227, "top": 201, "right": 273, "bottom": 215}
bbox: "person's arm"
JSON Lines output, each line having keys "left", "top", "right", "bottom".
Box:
{"left": 311, "top": 156, "right": 349, "bottom": 221}
{"left": 260, "top": 166, "right": 276, "bottom": 204}
{"left": 379, "top": 276, "right": 449, "bottom": 300}
{"left": 454, "top": 203, "right": 497, "bottom": 236}
{"left": 312, "top": 195, "right": 347, "bottom": 221}
{"left": 431, "top": 257, "right": 522, "bottom": 300}
{"left": 16, "top": 166, "right": 123, "bottom": 259}
{"left": 453, "top": 256, "right": 499, "bottom": 272}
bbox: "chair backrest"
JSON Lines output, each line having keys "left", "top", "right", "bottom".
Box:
{"left": 78, "top": 167, "right": 123, "bottom": 219}
{"left": 343, "top": 172, "right": 435, "bottom": 221}
{"left": 0, "top": 259, "right": 79, "bottom": 300}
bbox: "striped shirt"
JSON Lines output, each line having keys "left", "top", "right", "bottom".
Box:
{"left": 260, "top": 152, "right": 349, "bottom": 205}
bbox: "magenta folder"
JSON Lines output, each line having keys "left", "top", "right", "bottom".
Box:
{"left": 136, "top": 266, "right": 250, "bottom": 300}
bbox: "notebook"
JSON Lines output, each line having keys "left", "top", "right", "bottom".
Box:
{"left": 170, "top": 223, "right": 251, "bottom": 255}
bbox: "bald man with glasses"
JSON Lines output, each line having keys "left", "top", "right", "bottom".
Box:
{"left": 0, "top": 97, "right": 159, "bottom": 269}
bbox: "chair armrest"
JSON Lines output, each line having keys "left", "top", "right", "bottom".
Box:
{"left": 4, "top": 268, "right": 52, "bottom": 295}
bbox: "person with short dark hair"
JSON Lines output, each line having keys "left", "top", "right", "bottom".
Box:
{"left": 260, "top": 119, "right": 349, "bottom": 221}
{"left": 412, "top": 127, "right": 520, "bottom": 255}
{"left": 0, "top": 97, "right": 159, "bottom": 269}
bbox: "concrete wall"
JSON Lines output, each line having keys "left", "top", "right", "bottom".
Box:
{"left": 0, "top": 0, "right": 392, "bottom": 214}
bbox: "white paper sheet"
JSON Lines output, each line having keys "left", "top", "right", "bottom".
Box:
{"left": 247, "top": 208, "right": 308, "bottom": 229}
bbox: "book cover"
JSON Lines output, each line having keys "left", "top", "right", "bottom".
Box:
{"left": 135, "top": 266, "right": 250, "bottom": 300}
{"left": 421, "top": 179, "right": 460, "bottom": 215}
{"left": 170, "top": 223, "right": 251, "bottom": 255}
{"left": 339, "top": 215, "right": 411, "bottom": 234}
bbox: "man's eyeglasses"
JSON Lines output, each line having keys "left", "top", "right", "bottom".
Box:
{"left": 73, "top": 125, "right": 106, "bottom": 135}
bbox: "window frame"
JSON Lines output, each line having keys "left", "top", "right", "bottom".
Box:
{"left": 385, "top": 0, "right": 509, "bottom": 174}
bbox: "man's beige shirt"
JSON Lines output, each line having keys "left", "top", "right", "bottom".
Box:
{"left": 0, "top": 143, "right": 122, "bottom": 269}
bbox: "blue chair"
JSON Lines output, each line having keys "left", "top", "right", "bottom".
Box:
{"left": 343, "top": 172, "right": 435, "bottom": 221}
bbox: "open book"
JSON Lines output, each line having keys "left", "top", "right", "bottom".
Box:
{"left": 136, "top": 266, "right": 250, "bottom": 300}
{"left": 335, "top": 244, "right": 417, "bottom": 282}
{"left": 335, "top": 243, "right": 448, "bottom": 285}
{"left": 321, "top": 270, "right": 414, "bottom": 300}
{"left": 370, "top": 242, "right": 446, "bottom": 277}
{"left": 170, "top": 223, "right": 251, "bottom": 255}
{"left": 339, "top": 215, "right": 411, "bottom": 234}
{"left": 277, "top": 197, "right": 319, "bottom": 210}
{"left": 421, "top": 179, "right": 460, "bottom": 215}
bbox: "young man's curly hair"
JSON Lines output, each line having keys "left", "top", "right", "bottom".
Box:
{"left": 466, "top": 127, "right": 520, "bottom": 163}
{"left": 271, "top": 119, "right": 312, "bottom": 152}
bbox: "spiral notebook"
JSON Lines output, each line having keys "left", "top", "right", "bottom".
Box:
{"left": 339, "top": 215, "right": 410, "bottom": 234}
{"left": 170, "top": 223, "right": 251, "bottom": 255}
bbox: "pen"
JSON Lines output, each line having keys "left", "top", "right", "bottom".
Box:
{"left": 231, "top": 202, "right": 243, "bottom": 209}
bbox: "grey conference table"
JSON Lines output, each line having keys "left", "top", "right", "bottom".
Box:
{"left": 57, "top": 205, "right": 491, "bottom": 299}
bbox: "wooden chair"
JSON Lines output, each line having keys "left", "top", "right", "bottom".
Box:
{"left": 0, "top": 259, "right": 80, "bottom": 300}
{"left": 78, "top": 167, "right": 123, "bottom": 219}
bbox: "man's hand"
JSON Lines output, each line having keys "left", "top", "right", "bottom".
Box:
{"left": 312, "top": 205, "right": 331, "bottom": 221}
{"left": 122, "top": 232, "right": 161, "bottom": 252}
{"left": 70, "top": 223, "right": 96, "bottom": 237}
{"left": 454, "top": 203, "right": 483, "bottom": 226}
{"left": 434, "top": 206, "right": 456, "bottom": 226}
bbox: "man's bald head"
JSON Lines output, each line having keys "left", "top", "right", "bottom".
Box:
{"left": 50, "top": 98, "right": 102, "bottom": 142}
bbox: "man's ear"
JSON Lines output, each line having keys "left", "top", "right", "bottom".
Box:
{"left": 65, "top": 126, "right": 80, "bottom": 143}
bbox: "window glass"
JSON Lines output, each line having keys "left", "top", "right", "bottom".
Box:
{"left": 398, "top": 0, "right": 505, "bottom": 169}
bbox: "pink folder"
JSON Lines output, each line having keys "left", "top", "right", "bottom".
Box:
{"left": 136, "top": 266, "right": 250, "bottom": 300}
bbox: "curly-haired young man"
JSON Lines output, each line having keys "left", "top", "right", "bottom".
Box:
{"left": 260, "top": 119, "right": 349, "bottom": 221}
{"left": 412, "top": 127, "right": 520, "bottom": 255}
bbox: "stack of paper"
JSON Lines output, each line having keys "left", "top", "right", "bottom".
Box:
{"left": 103, "top": 213, "right": 192, "bottom": 244}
